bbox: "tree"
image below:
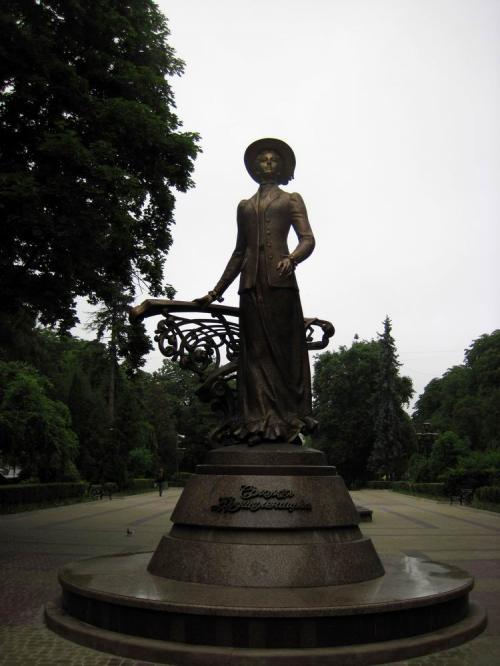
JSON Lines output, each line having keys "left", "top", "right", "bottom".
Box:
{"left": 0, "top": 0, "right": 200, "bottom": 331}
{"left": 0, "top": 324, "right": 221, "bottom": 484}
{"left": 0, "top": 360, "right": 79, "bottom": 481}
{"left": 368, "top": 317, "right": 415, "bottom": 480}
{"left": 413, "top": 367, "right": 470, "bottom": 436}
{"left": 312, "top": 339, "right": 381, "bottom": 486}
{"left": 2, "top": 327, "right": 112, "bottom": 482}
{"left": 413, "top": 330, "right": 500, "bottom": 450}
{"left": 427, "top": 431, "right": 469, "bottom": 478}
{"left": 464, "top": 331, "right": 500, "bottom": 449}
{"left": 128, "top": 444, "right": 155, "bottom": 478}
{"left": 136, "top": 367, "right": 178, "bottom": 473}
{"left": 148, "top": 360, "right": 215, "bottom": 472}
{"left": 313, "top": 320, "right": 415, "bottom": 485}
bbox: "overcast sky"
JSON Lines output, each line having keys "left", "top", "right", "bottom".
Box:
{"left": 132, "top": 0, "right": 500, "bottom": 406}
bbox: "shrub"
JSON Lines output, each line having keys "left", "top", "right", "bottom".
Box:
{"left": 441, "top": 467, "right": 493, "bottom": 495}
{"left": 0, "top": 482, "right": 86, "bottom": 506}
{"left": 406, "top": 453, "right": 434, "bottom": 482}
{"left": 367, "top": 481, "right": 392, "bottom": 489}
{"left": 410, "top": 482, "right": 446, "bottom": 497}
{"left": 387, "top": 481, "right": 446, "bottom": 497}
{"left": 475, "top": 486, "right": 500, "bottom": 504}
{"left": 391, "top": 481, "right": 411, "bottom": 492}
{"left": 127, "top": 478, "right": 154, "bottom": 493}
{"left": 453, "top": 450, "right": 500, "bottom": 487}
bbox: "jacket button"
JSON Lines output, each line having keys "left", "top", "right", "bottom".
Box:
{"left": 269, "top": 254, "right": 273, "bottom": 259}
{"left": 266, "top": 230, "right": 271, "bottom": 234}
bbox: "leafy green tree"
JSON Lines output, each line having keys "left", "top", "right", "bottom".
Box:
{"left": 128, "top": 444, "right": 155, "bottom": 478}
{"left": 464, "top": 331, "right": 500, "bottom": 449}
{"left": 4, "top": 328, "right": 111, "bottom": 482}
{"left": 450, "top": 449, "right": 500, "bottom": 488}
{"left": 136, "top": 367, "right": 178, "bottom": 473}
{"left": 0, "top": 326, "right": 220, "bottom": 484}
{"left": 406, "top": 452, "right": 433, "bottom": 483}
{"left": 368, "top": 317, "right": 415, "bottom": 480}
{"left": 433, "top": 436, "right": 499, "bottom": 494}
{"left": 1, "top": 0, "right": 200, "bottom": 331}
{"left": 0, "top": 360, "right": 79, "bottom": 481}
{"left": 312, "top": 339, "right": 381, "bottom": 486}
{"left": 413, "top": 368, "right": 470, "bottom": 436}
{"left": 428, "top": 431, "right": 469, "bottom": 478}
{"left": 150, "top": 360, "right": 215, "bottom": 472}
{"left": 1, "top": 326, "right": 119, "bottom": 482}
{"left": 414, "top": 330, "right": 500, "bottom": 450}
{"left": 313, "top": 319, "right": 415, "bottom": 485}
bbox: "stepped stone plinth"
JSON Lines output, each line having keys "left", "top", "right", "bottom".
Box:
{"left": 46, "top": 444, "right": 486, "bottom": 665}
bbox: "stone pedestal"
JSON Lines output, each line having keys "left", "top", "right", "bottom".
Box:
{"left": 149, "top": 444, "right": 383, "bottom": 587}
{"left": 46, "top": 445, "right": 486, "bottom": 664}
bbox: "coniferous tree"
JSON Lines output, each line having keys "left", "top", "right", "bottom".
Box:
{"left": 368, "top": 316, "right": 415, "bottom": 480}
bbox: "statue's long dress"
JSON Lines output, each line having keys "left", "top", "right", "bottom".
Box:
{"left": 235, "top": 191, "right": 315, "bottom": 443}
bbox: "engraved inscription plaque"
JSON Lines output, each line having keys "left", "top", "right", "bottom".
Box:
{"left": 211, "top": 484, "right": 312, "bottom": 514}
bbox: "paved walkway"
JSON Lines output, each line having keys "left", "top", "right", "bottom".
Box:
{"left": 0, "top": 489, "right": 499, "bottom": 665}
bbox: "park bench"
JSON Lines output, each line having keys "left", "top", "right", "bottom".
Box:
{"left": 449, "top": 487, "right": 474, "bottom": 505}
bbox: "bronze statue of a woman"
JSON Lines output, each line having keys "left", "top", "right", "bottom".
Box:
{"left": 197, "top": 138, "right": 316, "bottom": 444}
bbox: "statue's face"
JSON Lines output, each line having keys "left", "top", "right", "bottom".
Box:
{"left": 255, "top": 150, "right": 282, "bottom": 182}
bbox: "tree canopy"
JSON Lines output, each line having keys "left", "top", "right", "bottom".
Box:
{"left": 312, "top": 319, "right": 414, "bottom": 485}
{"left": 0, "top": 0, "right": 200, "bottom": 330}
{"left": 413, "top": 330, "right": 500, "bottom": 450}
{"left": 0, "top": 325, "right": 214, "bottom": 484}
{"left": 0, "top": 359, "right": 79, "bottom": 481}
{"left": 312, "top": 338, "right": 381, "bottom": 486}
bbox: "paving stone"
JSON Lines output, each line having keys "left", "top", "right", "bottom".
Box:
{"left": 0, "top": 488, "right": 499, "bottom": 665}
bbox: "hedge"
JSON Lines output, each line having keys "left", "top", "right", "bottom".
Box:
{"left": 126, "top": 478, "right": 154, "bottom": 493}
{"left": 367, "top": 481, "right": 446, "bottom": 497}
{"left": 474, "top": 486, "right": 500, "bottom": 504}
{"left": 0, "top": 482, "right": 87, "bottom": 506}
{"left": 408, "top": 482, "right": 446, "bottom": 497}
{"left": 391, "top": 481, "right": 411, "bottom": 492}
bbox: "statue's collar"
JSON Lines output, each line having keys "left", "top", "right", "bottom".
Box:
{"left": 258, "top": 182, "right": 279, "bottom": 193}
{"left": 252, "top": 183, "right": 280, "bottom": 214}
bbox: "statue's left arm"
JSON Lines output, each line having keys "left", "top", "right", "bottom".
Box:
{"left": 277, "top": 192, "right": 315, "bottom": 276}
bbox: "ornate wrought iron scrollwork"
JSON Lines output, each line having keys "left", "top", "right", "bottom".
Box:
{"left": 154, "top": 312, "right": 239, "bottom": 379}
{"left": 129, "top": 299, "right": 335, "bottom": 437}
{"left": 304, "top": 317, "right": 336, "bottom": 351}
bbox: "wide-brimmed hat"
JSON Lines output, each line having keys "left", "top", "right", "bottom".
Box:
{"left": 244, "top": 138, "right": 296, "bottom": 185}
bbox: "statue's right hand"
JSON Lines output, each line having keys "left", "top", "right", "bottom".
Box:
{"left": 193, "top": 293, "right": 215, "bottom": 307}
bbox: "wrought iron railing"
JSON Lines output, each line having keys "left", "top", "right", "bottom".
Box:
{"left": 130, "top": 299, "right": 334, "bottom": 434}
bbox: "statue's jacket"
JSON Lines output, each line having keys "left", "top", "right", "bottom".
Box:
{"left": 214, "top": 185, "right": 315, "bottom": 295}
